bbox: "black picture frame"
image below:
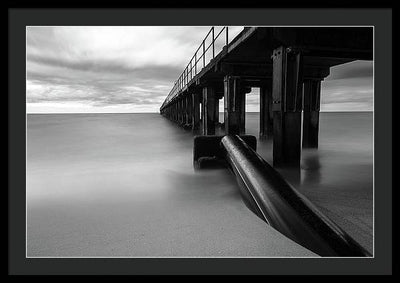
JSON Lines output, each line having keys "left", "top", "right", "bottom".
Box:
{"left": 8, "top": 6, "right": 393, "bottom": 275}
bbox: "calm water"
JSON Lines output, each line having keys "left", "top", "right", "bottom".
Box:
{"left": 27, "top": 112, "right": 373, "bottom": 257}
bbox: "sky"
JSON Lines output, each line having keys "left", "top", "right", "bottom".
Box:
{"left": 26, "top": 26, "right": 373, "bottom": 113}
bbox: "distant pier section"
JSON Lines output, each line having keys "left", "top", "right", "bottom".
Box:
{"left": 160, "top": 27, "right": 373, "bottom": 167}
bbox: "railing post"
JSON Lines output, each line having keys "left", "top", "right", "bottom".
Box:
{"left": 212, "top": 27, "right": 215, "bottom": 58}
{"left": 190, "top": 60, "right": 192, "bottom": 80}
{"left": 203, "top": 40, "right": 206, "bottom": 67}
{"left": 195, "top": 53, "right": 197, "bottom": 75}
{"left": 163, "top": 26, "right": 234, "bottom": 119}
{"left": 226, "top": 26, "right": 228, "bottom": 49}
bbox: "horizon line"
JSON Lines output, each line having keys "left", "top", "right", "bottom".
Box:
{"left": 26, "top": 110, "right": 374, "bottom": 114}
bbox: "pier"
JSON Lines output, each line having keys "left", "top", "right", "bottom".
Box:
{"left": 160, "top": 27, "right": 373, "bottom": 167}
{"left": 160, "top": 27, "right": 373, "bottom": 257}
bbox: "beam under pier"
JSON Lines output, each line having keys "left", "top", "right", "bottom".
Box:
{"left": 303, "top": 80, "right": 321, "bottom": 148}
{"left": 272, "top": 46, "right": 304, "bottom": 167}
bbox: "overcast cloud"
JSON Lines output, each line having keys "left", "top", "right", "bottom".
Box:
{"left": 27, "top": 26, "right": 373, "bottom": 113}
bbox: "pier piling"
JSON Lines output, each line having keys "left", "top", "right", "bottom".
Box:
{"left": 202, "top": 86, "right": 216, "bottom": 135}
{"left": 260, "top": 80, "right": 273, "bottom": 138}
{"left": 159, "top": 26, "right": 373, "bottom": 256}
{"left": 192, "top": 92, "right": 200, "bottom": 130}
{"left": 303, "top": 80, "right": 321, "bottom": 148}
{"left": 224, "top": 76, "right": 246, "bottom": 135}
{"left": 160, "top": 26, "right": 372, "bottom": 167}
{"left": 272, "top": 47, "right": 304, "bottom": 167}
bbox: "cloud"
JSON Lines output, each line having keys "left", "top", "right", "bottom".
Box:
{"left": 325, "top": 60, "right": 373, "bottom": 81}
{"left": 27, "top": 26, "right": 222, "bottom": 112}
{"left": 321, "top": 76, "right": 373, "bottom": 111}
{"left": 26, "top": 27, "right": 372, "bottom": 113}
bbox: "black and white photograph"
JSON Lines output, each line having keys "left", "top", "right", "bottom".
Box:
{"left": 26, "top": 25, "right": 374, "bottom": 257}
{"left": 8, "top": 7, "right": 393, "bottom": 275}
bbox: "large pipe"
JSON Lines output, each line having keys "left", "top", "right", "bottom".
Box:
{"left": 220, "top": 135, "right": 371, "bottom": 257}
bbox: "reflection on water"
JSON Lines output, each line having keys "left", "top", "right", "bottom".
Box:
{"left": 301, "top": 149, "right": 322, "bottom": 185}
{"left": 27, "top": 112, "right": 372, "bottom": 256}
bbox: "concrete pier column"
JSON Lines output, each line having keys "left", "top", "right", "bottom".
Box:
{"left": 240, "top": 88, "right": 248, "bottom": 133}
{"left": 186, "top": 95, "right": 192, "bottom": 125}
{"left": 260, "top": 80, "right": 273, "bottom": 138}
{"left": 202, "top": 86, "right": 216, "bottom": 135}
{"left": 224, "top": 76, "right": 246, "bottom": 135}
{"left": 214, "top": 96, "right": 220, "bottom": 126}
{"left": 177, "top": 99, "right": 181, "bottom": 124}
{"left": 182, "top": 98, "right": 186, "bottom": 125}
{"left": 176, "top": 101, "right": 179, "bottom": 123}
{"left": 272, "top": 46, "right": 304, "bottom": 167}
{"left": 174, "top": 102, "right": 177, "bottom": 122}
{"left": 183, "top": 96, "right": 188, "bottom": 125}
{"left": 192, "top": 92, "right": 200, "bottom": 130}
{"left": 303, "top": 80, "right": 321, "bottom": 148}
{"left": 176, "top": 99, "right": 182, "bottom": 124}
{"left": 186, "top": 96, "right": 191, "bottom": 125}
{"left": 181, "top": 98, "right": 185, "bottom": 124}
{"left": 179, "top": 98, "right": 184, "bottom": 125}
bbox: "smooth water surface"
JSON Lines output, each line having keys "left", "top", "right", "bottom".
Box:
{"left": 27, "top": 112, "right": 372, "bottom": 256}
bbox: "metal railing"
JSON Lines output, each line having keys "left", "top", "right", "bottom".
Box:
{"left": 161, "top": 26, "right": 230, "bottom": 109}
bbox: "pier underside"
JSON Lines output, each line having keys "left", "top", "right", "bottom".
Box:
{"left": 158, "top": 27, "right": 373, "bottom": 257}
{"left": 160, "top": 27, "right": 373, "bottom": 167}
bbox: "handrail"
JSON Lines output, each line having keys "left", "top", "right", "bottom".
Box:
{"left": 160, "top": 26, "right": 230, "bottom": 110}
